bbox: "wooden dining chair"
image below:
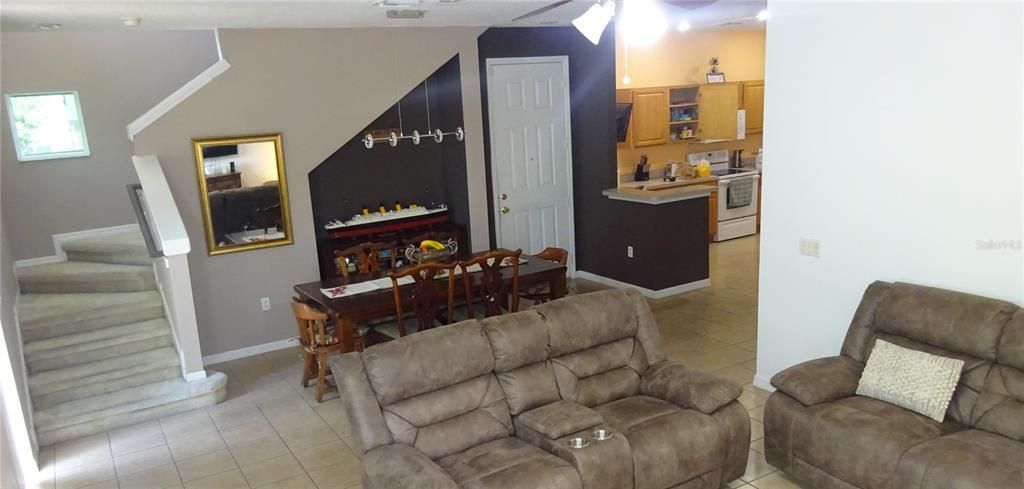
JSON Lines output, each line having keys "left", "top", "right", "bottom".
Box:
{"left": 460, "top": 248, "right": 522, "bottom": 319}
{"left": 334, "top": 241, "right": 398, "bottom": 277}
{"left": 519, "top": 247, "right": 569, "bottom": 305}
{"left": 380, "top": 261, "right": 457, "bottom": 339}
{"left": 290, "top": 298, "right": 345, "bottom": 402}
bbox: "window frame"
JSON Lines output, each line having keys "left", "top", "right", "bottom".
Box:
{"left": 5, "top": 90, "right": 91, "bottom": 162}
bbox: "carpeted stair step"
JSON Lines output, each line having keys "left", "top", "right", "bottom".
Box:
{"left": 17, "top": 261, "right": 156, "bottom": 293}
{"left": 62, "top": 230, "right": 152, "bottom": 266}
{"left": 24, "top": 318, "right": 174, "bottom": 374}
{"left": 34, "top": 371, "right": 227, "bottom": 446}
{"left": 29, "top": 347, "right": 181, "bottom": 409}
{"left": 17, "top": 291, "right": 165, "bottom": 341}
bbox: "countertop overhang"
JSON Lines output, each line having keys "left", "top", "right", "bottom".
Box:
{"left": 602, "top": 184, "right": 715, "bottom": 205}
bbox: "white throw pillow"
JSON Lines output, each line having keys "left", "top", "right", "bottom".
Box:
{"left": 855, "top": 339, "right": 965, "bottom": 422}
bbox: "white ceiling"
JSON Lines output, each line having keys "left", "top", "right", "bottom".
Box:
{"left": 1, "top": 0, "right": 766, "bottom": 32}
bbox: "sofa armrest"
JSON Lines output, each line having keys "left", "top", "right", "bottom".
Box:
{"left": 640, "top": 360, "right": 742, "bottom": 414}
{"left": 362, "top": 443, "right": 458, "bottom": 489}
{"left": 770, "top": 356, "right": 863, "bottom": 406}
{"left": 515, "top": 400, "right": 604, "bottom": 440}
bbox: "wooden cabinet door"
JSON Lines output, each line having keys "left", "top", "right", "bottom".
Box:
{"left": 631, "top": 88, "right": 669, "bottom": 147}
{"left": 709, "top": 189, "right": 718, "bottom": 239}
{"left": 742, "top": 81, "right": 764, "bottom": 134}
{"left": 697, "top": 84, "right": 740, "bottom": 141}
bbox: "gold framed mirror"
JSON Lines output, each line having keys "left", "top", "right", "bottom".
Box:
{"left": 192, "top": 133, "right": 293, "bottom": 255}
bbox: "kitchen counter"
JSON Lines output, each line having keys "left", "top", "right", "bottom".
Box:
{"left": 618, "top": 175, "right": 718, "bottom": 189}
{"left": 603, "top": 184, "right": 715, "bottom": 205}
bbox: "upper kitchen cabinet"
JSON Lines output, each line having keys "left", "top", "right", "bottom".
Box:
{"left": 741, "top": 80, "right": 765, "bottom": 134}
{"left": 632, "top": 88, "right": 670, "bottom": 147}
{"left": 697, "top": 83, "right": 740, "bottom": 141}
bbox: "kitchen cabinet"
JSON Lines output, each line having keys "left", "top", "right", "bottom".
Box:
{"left": 631, "top": 88, "right": 670, "bottom": 147}
{"left": 697, "top": 83, "right": 740, "bottom": 141}
{"left": 741, "top": 81, "right": 764, "bottom": 135}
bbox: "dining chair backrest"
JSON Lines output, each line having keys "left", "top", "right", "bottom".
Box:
{"left": 291, "top": 298, "right": 333, "bottom": 348}
{"left": 459, "top": 248, "right": 522, "bottom": 319}
{"left": 388, "top": 261, "right": 457, "bottom": 337}
{"left": 535, "top": 247, "right": 569, "bottom": 266}
{"left": 335, "top": 241, "right": 398, "bottom": 277}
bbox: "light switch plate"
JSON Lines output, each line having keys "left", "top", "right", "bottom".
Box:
{"left": 627, "top": 246, "right": 634, "bottom": 258}
{"left": 260, "top": 297, "right": 271, "bottom": 311}
{"left": 799, "top": 238, "right": 821, "bottom": 258}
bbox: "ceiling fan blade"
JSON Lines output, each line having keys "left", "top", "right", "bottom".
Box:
{"left": 511, "top": 0, "right": 575, "bottom": 21}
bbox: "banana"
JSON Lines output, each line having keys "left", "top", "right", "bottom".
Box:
{"left": 420, "top": 240, "right": 445, "bottom": 251}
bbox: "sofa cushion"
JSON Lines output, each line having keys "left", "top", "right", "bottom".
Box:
{"left": 791, "top": 396, "right": 963, "bottom": 489}
{"left": 642, "top": 361, "right": 742, "bottom": 414}
{"left": 436, "top": 437, "right": 582, "bottom": 489}
{"left": 770, "top": 356, "right": 863, "bottom": 406}
{"left": 482, "top": 311, "right": 560, "bottom": 415}
{"left": 515, "top": 400, "right": 603, "bottom": 440}
{"left": 873, "top": 282, "right": 1014, "bottom": 361}
{"left": 550, "top": 338, "right": 647, "bottom": 407}
{"left": 363, "top": 320, "right": 493, "bottom": 406}
{"left": 536, "top": 289, "right": 639, "bottom": 357}
{"left": 595, "top": 395, "right": 725, "bottom": 489}
{"left": 855, "top": 339, "right": 965, "bottom": 422}
{"left": 1000, "top": 311, "right": 1024, "bottom": 370}
{"left": 890, "top": 430, "right": 1024, "bottom": 489}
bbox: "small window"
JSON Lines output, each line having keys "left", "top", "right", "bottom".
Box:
{"left": 5, "top": 91, "right": 90, "bottom": 161}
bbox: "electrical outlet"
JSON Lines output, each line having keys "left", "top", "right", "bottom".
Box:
{"left": 627, "top": 246, "right": 634, "bottom": 258}
{"left": 260, "top": 297, "right": 271, "bottom": 311}
{"left": 799, "top": 238, "right": 821, "bottom": 258}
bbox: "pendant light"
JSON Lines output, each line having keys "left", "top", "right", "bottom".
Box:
{"left": 621, "top": 43, "right": 632, "bottom": 85}
{"left": 363, "top": 76, "right": 464, "bottom": 149}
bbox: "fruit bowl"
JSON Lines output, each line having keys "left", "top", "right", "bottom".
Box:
{"left": 405, "top": 238, "right": 458, "bottom": 264}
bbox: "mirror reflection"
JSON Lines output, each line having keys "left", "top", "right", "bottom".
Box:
{"left": 192, "top": 133, "right": 293, "bottom": 255}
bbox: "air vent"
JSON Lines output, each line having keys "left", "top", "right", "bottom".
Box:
{"left": 716, "top": 21, "right": 745, "bottom": 27}
{"left": 387, "top": 9, "right": 426, "bottom": 19}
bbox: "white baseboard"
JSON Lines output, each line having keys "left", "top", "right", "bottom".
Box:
{"left": 202, "top": 337, "right": 299, "bottom": 365}
{"left": 752, "top": 373, "right": 775, "bottom": 392}
{"left": 13, "top": 255, "right": 63, "bottom": 268}
{"left": 575, "top": 271, "right": 710, "bottom": 299}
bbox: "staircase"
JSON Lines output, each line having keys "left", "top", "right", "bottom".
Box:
{"left": 15, "top": 230, "right": 226, "bottom": 446}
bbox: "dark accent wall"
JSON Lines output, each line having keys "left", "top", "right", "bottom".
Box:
{"left": 477, "top": 27, "right": 709, "bottom": 290}
{"left": 309, "top": 55, "right": 470, "bottom": 273}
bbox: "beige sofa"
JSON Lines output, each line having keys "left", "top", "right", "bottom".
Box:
{"left": 765, "top": 281, "right": 1024, "bottom": 489}
{"left": 332, "top": 289, "right": 751, "bottom": 489}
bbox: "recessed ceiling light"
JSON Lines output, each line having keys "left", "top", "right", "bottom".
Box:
{"left": 676, "top": 20, "right": 691, "bottom": 32}
{"left": 32, "top": 23, "right": 63, "bottom": 31}
{"left": 756, "top": 9, "right": 769, "bottom": 21}
{"left": 121, "top": 17, "right": 142, "bottom": 27}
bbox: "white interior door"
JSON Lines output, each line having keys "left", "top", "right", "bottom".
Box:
{"left": 486, "top": 56, "right": 575, "bottom": 271}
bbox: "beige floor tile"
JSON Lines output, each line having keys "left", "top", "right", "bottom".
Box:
{"left": 168, "top": 431, "right": 227, "bottom": 461}
{"left": 750, "top": 438, "right": 765, "bottom": 453}
{"left": 748, "top": 404, "right": 765, "bottom": 422}
{"left": 109, "top": 421, "right": 166, "bottom": 457}
{"left": 739, "top": 358, "right": 757, "bottom": 370}
{"left": 114, "top": 444, "right": 173, "bottom": 477}
{"left": 726, "top": 480, "right": 751, "bottom": 488}
{"left": 278, "top": 424, "right": 342, "bottom": 453}
{"left": 749, "top": 471, "right": 804, "bottom": 489}
{"left": 240, "top": 453, "right": 304, "bottom": 488}
{"left": 751, "top": 419, "right": 764, "bottom": 442}
{"left": 738, "top": 390, "right": 769, "bottom": 410}
{"left": 686, "top": 346, "right": 757, "bottom": 372}
{"left": 740, "top": 450, "right": 777, "bottom": 483}
{"left": 184, "top": 468, "right": 251, "bottom": 489}
{"left": 55, "top": 433, "right": 112, "bottom": 471}
{"left": 76, "top": 480, "right": 118, "bottom": 489}
{"left": 704, "top": 326, "right": 757, "bottom": 345}
{"left": 208, "top": 397, "right": 265, "bottom": 431}
{"left": 292, "top": 441, "right": 354, "bottom": 473}
{"left": 738, "top": 339, "right": 758, "bottom": 352}
{"left": 247, "top": 381, "right": 301, "bottom": 408}
{"left": 161, "top": 411, "right": 218, "bottom": 443}
{"left": 220, "top": 419, "right": 277, "bottom": 445}
{"left": 313, "top": 400, "right": 353, "bottom": 438}
{"left": 227, "top": 435, "right": 291, "bottom": 468}
{"left": 306, "top": 454, "right": 362, "bottom": 489}
{"left": 253, "top": 473, "right": 317, "bottom": 489}
{"left": 176, "top": 449, "right": 238, "bottom": 483}
{"left": 712, "top": 365, "right": 756, "bottom": 385}
{"left": 55, "top": 458, "right": 115, "bottom": 489}
{"left": 117, "top": 463, "right": 182, "bottom": 489}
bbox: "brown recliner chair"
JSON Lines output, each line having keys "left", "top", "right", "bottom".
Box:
{"left": 764, "top": 281, "right": 1024, "bottom": 489}
{"left": 331, "top": 289, "right": 751, "bottom": 489}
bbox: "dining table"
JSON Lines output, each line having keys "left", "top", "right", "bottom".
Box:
{"left": 293, "top": 253, "right": 568, "bottom": 353}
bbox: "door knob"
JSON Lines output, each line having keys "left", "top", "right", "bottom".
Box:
{"left": 500, "top": 206, "right": 510, "bottom": 214}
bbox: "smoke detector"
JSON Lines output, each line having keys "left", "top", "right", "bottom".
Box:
{"left": 121, "top": 17, "right": 142, "bottom": 27}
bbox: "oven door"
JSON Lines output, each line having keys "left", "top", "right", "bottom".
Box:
{"left": 718, "top": 175, "right": 760, "bottom": 221}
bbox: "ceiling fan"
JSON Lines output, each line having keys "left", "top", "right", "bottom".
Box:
{"left": 513, "top": 0, "right": 718, "bottom": 46}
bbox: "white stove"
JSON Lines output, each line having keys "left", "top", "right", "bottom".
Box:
{"left": 687, "top": 150, "right": 760, "bottom": 242}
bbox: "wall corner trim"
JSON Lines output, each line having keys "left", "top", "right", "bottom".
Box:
{"left": 575, "top": 271, "right": 710, "bottom": 299}
{"left": 126, "top": 58, "right": 232, "bottom": 141}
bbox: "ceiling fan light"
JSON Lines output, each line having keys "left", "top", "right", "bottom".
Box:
{"left": 620, "top": 0, "right": 667, "bottom": 47}
{"left": 756, "top": 9, "right": 770, "bottom": 21}
{"left": 572, "top": 0, "right": 614, "bottom": 45}
{"left": 676, "top": 20, "right": 691, "bottom": 32}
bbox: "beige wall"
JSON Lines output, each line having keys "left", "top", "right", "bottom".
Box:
{"left": 615, "top": 28, "right": 766, "bottom": 172}
{"left": 0, "top": 31, "right": 219, "bottom": 261}
{"left": 133, "top": 28, "right": 488, "bottom": 357}
{"left": 616, "top": 27, "right": 766, "bottom": 89}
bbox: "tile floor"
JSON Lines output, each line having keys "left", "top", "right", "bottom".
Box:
{"left": 36, "top": 236, "right": 806, "bottom": 489}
